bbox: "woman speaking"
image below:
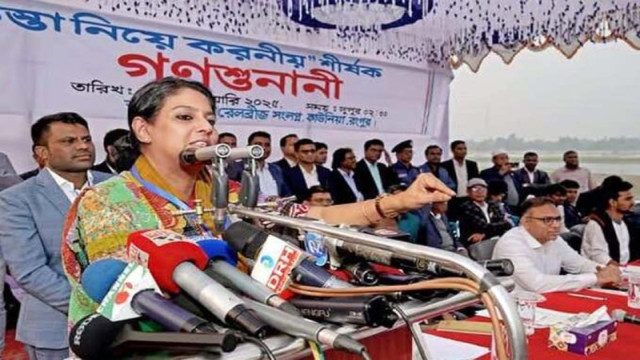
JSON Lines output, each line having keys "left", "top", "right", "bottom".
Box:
{"left": 61, "top": 76, "right": 455, "bottom": 326}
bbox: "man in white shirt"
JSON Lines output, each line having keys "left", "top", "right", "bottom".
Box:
{"left": 247, "top": 131, "right": 291, "bottom": 199}
{"left": 581, "top": 180, "right": 637, "bottom": 265}
{"left": 284, "top": 139, "right": 330, "bottom": 202}
{"left": 441, "top": 140, "right": 480, "bottom": 197}
{"left": 492, "top": 197, "right": 621, "bottom": 293}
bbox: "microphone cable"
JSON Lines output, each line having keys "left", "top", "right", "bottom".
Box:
{"left": 393, "top": 304, "right": 428, "bottom": 360}
{"left": 244, "top": 336, "right": 277, "bottom": 360}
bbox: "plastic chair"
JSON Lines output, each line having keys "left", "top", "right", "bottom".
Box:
{"left": 468, "top": 237, "right": 499, "bottom": 261}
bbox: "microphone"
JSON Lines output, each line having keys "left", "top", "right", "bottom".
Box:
{"left": 180, "top": 144, "right": 264, "bottom": 165}
{"left": 69, "top": 313, "right": 237, "bottom": 360}
{"left": 290, "top": 296, "right": 398, "bottom": 328}
{"left": 222, "top": 221, "right": 352, "bottom": 292}
{"left": 325, "top": 236, "right": 514, "bottom": 277}
{"left": 245, "top": 299, "right": 368, "bottom": 357}
{"left": 343, "top": 261, "right": 379, "bottom": 286}
{"left": 197, "top": 239, "right": 301, "bottom": 316}
{"left": 127, "top": 229, "right": 269, "bottom": 337}
{"left": 611, "top": 309, "right": 640, "bottom": 325}
{"left": 83, "top": 259, "right": 224, "bottom": 333}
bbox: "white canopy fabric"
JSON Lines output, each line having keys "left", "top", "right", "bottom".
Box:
{"left": 84, "top": 0, "right": 640, "bottom": 71}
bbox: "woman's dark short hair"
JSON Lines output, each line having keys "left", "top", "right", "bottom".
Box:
{"left": 127, "top": 77, "right": 216, "bottom": 150}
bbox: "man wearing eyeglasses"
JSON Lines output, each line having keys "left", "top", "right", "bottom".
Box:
{"left": 284, "top": 138, "right": 331, "bottom": 202}
{"left": 581, "top": 180, "right": 638, "bottom": 266}
{"left": 302, "top": 185, "right": 333, "bottom": 207}
{"left": 458, "top": 178, "right": 512, "bottom": 248}
{"left": 492, "top": 197, "right": 621, "bottom": 293}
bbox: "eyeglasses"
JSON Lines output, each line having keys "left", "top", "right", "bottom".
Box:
{"left": 299, "top": 149, "right": 316, "bottom": 154}
{"left": 469, "top": 186, "right": 487, "bottom": 192}
{"left": 527, "top": 216, "right": 563, "bottom": 225}
{"left": 311, "top": 199, "right": 333, "bottom": 205}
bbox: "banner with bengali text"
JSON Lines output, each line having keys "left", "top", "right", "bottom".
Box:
{"left": 0, "top": 0, "right": 452, "bottom": 172}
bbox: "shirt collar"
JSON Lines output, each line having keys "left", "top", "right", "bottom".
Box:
{"left": 286, "top": 157, "right": 297, "bottom": 168}
{"left": 520, "top": 227, "right": 543, "bottom": 249}
{"left": 338, "top": 168, "right": 353, "bottom": 177}
{"left": 301, "top": 164, "right": 317, "bottom": 175}
{"left": 46, "top": 167, "right": 93, "bottom": 189}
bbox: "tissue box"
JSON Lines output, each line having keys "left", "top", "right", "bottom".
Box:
{"left": 548, "top": 320, "right": 618, "bottom": 355}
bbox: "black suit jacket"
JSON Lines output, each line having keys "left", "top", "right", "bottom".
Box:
{"left": 284, "top": 165, "right": 331, "bottom": 202}
{"left": 458, "top": 200, "right": 512, "bottom": 248}
{"left": 441, "top": 159, "right": 480, "bottom": 186}
{"left": 273, "top": 158, "right": 294, "bottom": 172}
{"left": 515, "top": 168, "right": 550, "bottom": 197}
{"left": 91, "top": 160, "right": 115, "bottom": 174}
{"left": 19, "top": 168, "right": 40, "bottom": 180}
{"left": 353, "top": 159, "right": 398, "bottom": 200}
{"left": 329, "top": 169, "right": 360, "bottom": 205}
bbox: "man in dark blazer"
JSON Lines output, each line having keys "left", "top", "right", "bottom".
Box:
{"left": 92, "top": 128, "right": 129, "bottom": 174}
{"left": 328, "top": 148, "right": 363, "bottom": 205}
{"left": 514, "top": 152, "right": 550, "bottom": 197}
{"left": 419, "top": 202, "right": 467, "bottom": 253}
{"left": 273, "top": 133, "right": 298, "bottom": 171}
{"left": 354, "top": 139, "right": 398, "bottom": 200}
{"left": 458, "top": 178, "right": 513, "bottom": 248}
{"left": 441, "top": 140, "right": 480, "bottom": 197}
{"left": 0, "top": 113, "right": 111, "bottom": 360}
{"left": 248, "top": 131, "right": 291, "bottom": 198}
{"left": 284, "top": 139, "right": 330, "bottom": 202}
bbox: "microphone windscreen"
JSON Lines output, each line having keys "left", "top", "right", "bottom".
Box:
{"left": 198, "top": 239, "right": 238, "bottom": 266}
{"left": 222, "top": 221, "right": 265, "bottom": 258}
{"left": 69, "top": 313, "right": 125, "bottom": 359}
{"left": 81, "top": 259, "right": 128, "bottom": 303}
{"left": 127, "top": 229, "right": 209, "bottom": 293}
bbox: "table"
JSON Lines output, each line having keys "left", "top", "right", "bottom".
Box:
{"left": 426, "top": 288, "right": 640, "bottom": 359}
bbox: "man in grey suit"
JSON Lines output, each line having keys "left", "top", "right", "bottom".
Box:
{"left": 0, "top": 113, "right": 111, "bottom": 360}
{"left": 0, "top": 152, "right": 17, "bottom": 176}
{"left": 0, "top": 152, "right": 21, "bottom": 355}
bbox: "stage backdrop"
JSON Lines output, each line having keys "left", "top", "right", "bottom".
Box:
{"left": 0, "top": 0, "right": 452, "bottom": 172}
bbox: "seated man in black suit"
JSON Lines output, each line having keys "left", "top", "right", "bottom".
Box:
{"left": 329, "top": 148, "right": 363, "bottom": 205}
{"left": 560, "top": 179, "right": 584, "bottom": 229}
{"left": 273, "top": 133, "right": 299, "bottom": 171}
{"left": 458, "top": 178, "right": 513, "bottom": 248}
{"left": 354, "top": 139, "right": 398, "bottom": 200}
{"left": 284, "top": 138, "right": 331, "bottom": 202}
{"left": 92, "top": 128, "right": 129, "bottom": 174}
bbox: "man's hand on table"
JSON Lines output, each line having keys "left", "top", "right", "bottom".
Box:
{"left": 596, "top": 264, "right": 622, "bottom": 287}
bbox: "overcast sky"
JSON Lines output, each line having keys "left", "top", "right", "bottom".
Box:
{"left": 449, "top": 41, "right": 640, "bottom": 141}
